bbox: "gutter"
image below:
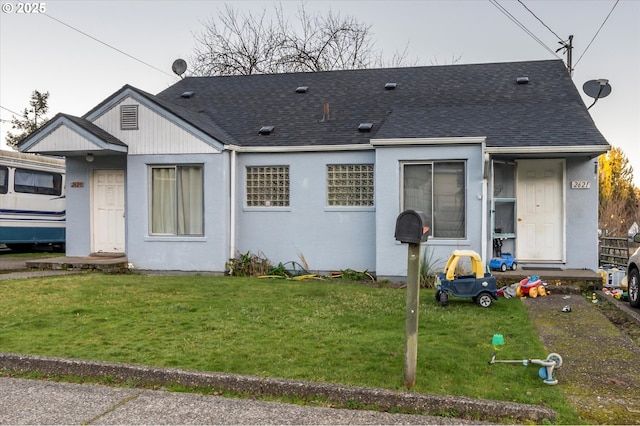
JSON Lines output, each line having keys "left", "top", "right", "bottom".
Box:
{"left": 229, "top": 149, "right": 237, "bottom": 260}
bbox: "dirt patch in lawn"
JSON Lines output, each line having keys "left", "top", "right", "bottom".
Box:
{"left": 523, "top": 291, "right": 640, "bottom": 424}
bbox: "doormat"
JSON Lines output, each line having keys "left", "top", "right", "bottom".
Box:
{"left": 522, "top": 267, "right": 562, "bottom": 271}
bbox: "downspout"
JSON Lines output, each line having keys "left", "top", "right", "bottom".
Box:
{"left": 229, "top": 148, "right": 237, "bottom": 260}
{"left": 481, "top": 143, "right": 489, "bottom": 266}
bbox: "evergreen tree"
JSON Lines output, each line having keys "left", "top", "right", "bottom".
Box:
{"left": 5, "top": 90, "right": 49, "bottom": 149}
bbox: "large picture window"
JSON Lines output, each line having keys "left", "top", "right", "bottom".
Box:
{"left": 246, "top": 166, "right": 289, "bottom": 207}
{"left": 327, "top": 164, "right": 374, "bottom": 206}
{"left": 150, "top": 165, "right": 203, "bottom": 235}
{"left": 402, "top": 161, "right": 466, "bottom": 238}
{"left": 14, "top": 168, "right": 62, "bottom": 196}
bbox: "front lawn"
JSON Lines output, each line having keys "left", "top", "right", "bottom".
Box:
{"left": 0, "top": 273, "right": 580, "bottom": 422}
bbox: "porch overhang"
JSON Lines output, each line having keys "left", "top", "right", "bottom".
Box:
{"left": 18, "top": 113, "right": 127, "bottom": 157}
{"left": 485, "top": 144, "right": 610, "bottom": 160}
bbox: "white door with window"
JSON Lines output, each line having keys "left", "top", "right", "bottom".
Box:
{"left": 92, "top": 169, "right": 125, "bottom": 253}
{"left": 516, "top": 159, "right": 564, "bottom": 262}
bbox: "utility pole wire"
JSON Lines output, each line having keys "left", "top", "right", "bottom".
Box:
{"left": 23, "top": 1, "right": 176, "bottom": 79}
{"left": 0, "top": 105, "right": 23, "bottom": 116}
{"left": 517, "top": 0, "right": 564, "bottom": 42}
{"left": 488, "top": 0, "right": 560, "bottom": 59}
{"left": 574, "top": 0, "right": 620, "bottom": 67}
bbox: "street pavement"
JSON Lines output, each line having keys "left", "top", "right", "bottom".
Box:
{"left": 0, "top": 377, "right": 476, "bottom": 425}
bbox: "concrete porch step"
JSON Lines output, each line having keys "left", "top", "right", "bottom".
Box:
{"left": 493, "top": 267, "right": 603, "bottom": 291}
{"left": 26, "top": 256, "right": 129, "bottom": 273}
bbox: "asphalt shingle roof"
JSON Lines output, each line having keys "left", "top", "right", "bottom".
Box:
{"left": 150, "top": 59, "right": 608, "bottom": 149}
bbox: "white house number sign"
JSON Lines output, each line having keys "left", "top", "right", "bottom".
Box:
{"left": 571, "top": 180, "right": 591, "bottom": 189}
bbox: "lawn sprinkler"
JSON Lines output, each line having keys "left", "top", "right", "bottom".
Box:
{"left": 488, "top": 334, "right": 562, "bottom": 385}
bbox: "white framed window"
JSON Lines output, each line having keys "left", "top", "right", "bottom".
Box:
{"left": 327, "top": 164, "right": 374, "bottom": 206}
{"left": 246, "top": 166, "right": 289, "bottom": 207}
{"left": 150, "top": 165, "right": 203, "bottom": 235}
{"left": 402, "top": 161, "right": 466, "bottom": 239}
{"left": 120, "top": 105, "right": 138, "bottom": 130}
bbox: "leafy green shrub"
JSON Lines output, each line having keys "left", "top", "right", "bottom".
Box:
{"left": 420, "top": 246, "right": 443, "bottom": 288}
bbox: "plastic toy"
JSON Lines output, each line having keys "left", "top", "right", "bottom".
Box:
{"left": 489, "top": 352, "right": 563, "bottom": 385}
{"left": 434, "top": 250, "right": 499, "bottom": 307}
{"left": 515, "top": 276, "right": 547, "bottom": 298}
{"left": 489, "top": 253, "right": 517, "bottom": 272}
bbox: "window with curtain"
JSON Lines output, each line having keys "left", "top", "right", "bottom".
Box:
{"left": 14, "top": 168, "right": 62, "bottom": 195}
{"left": 150, "top": 165, "right": 203, "bottom": 236}
{"left": 402, "top": 161, "right": 466, "bottom": 238}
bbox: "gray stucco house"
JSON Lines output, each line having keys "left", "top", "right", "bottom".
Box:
{"left": 19, "top": 59, "right": 610, "bottom": 279}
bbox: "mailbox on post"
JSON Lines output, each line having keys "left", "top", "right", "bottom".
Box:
{"left": 395, "top": 210, "right": 429, "bottom": 244}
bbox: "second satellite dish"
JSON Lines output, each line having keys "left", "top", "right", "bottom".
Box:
{"left": 172, "top": 59, "right": 187, "bottom": 77}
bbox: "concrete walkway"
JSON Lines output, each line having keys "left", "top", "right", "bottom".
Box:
{"left": 1, "top": 376, "right": 479, "bottom": 425}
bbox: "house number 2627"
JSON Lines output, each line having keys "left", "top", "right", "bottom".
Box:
{"left": 571, "top": 181, "right": 590, "bottom": 189}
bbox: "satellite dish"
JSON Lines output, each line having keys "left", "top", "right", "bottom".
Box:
{"left": 172, "top": 59, "right": 187, "bottom": 77}
{"left": 583, "top": 79, "right": 611, "bottom": 110}
{"left": 583, "top": 79, "right": 611, "bottom": 99}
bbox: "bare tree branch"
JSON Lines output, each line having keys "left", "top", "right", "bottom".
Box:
{"left": 189, "top": 2, "right": 414, "bottom": 76}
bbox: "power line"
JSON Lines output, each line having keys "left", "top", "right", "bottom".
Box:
{"left": 17, "top": 1, "right": 175, "bottom": 78}
{"left": 488, "top": 0, "right": 560, "bottom": 59}
{"left": 574, "top": 0, "right": 620, "bottom": 67}
{"left": 0, "top": 105, "right": 23, "bottom": 116}
{"left": 516, "top": 0, "right": 564, "bottom": 43}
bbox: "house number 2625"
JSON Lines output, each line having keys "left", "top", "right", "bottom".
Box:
{"left": 571, "top": 181, "right": 590, "bottom": 189}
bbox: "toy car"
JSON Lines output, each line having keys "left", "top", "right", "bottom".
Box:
{"left": 489, "top": 253, "right": 517, "bottom": 272}
{"left": 434, "top": 250, "right": 499, "bottom": 307}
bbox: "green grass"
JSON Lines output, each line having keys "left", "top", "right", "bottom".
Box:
{"left": 0, "top": 273, "right": 580, "bottom": 423}
{"left": 0, "top": 250, "right": 65, "bottom": 259}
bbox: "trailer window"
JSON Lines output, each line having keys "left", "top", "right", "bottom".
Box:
{"left": 0, "top": 167, "right": 7, "bottom": 194}
{"left": 14, "top": 169, "right": 62, "bottom": 196}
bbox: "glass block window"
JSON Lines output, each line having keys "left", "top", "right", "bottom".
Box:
{"left": 327, "top": 164, "right": 374, "bottom": 206}
{"left": 246, "top": 166, "right": 289, "bottom": 207}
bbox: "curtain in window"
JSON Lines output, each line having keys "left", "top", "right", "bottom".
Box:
{"left": 433, "top": 162, "right": 465, "bottom": 238}
{"left": 177, "top": 166, "right": 203, "bottom": 235}
{"left": 403, "top": 164, "right": 433, "bottom": 226}
{"left": 403, "top": 162, "right": 465, "bottom": 238}
{"left": 15, "top": 170, "right": 54, "bottom": 188}
{"left": 151, "top": 168, "right": 176, "bottom": 234}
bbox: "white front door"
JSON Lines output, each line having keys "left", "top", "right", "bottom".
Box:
{"left": 92, "top": 169, "right": 125, "bottom": 253}
{"left": 516, "top": 159, "right": 564, "bottom": 262}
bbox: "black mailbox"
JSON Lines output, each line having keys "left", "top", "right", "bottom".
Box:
{"left": 395, "top": 210, "right": 429, "bottom": 244}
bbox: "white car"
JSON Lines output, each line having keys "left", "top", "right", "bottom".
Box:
{"left": 628, "top": 233, "right": 640, "bottom": 308}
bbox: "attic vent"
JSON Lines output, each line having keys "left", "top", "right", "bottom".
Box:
{"left": 120, "top": 105, "right": 138, "bottom": 130}
{"left": 181, "top": 91, "right": 195, "bottom": 98}
{"left": 258, "top": 126, "right": 274, "bottom": 135}
{"left": 295, "top": 86, "right": 308, "bottom": 93}
{"left": 358, "top": 123, "right": 373, "bottom": 132}
{"left": 516, "top": 76, "right": 529, "bottom": 85}
{"left": 385, "top": 83, "right": 397, "bottom": 90}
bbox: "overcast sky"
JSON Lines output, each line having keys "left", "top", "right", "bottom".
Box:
{"left": 1, "top": 0, "right": 638, "bottom": 185}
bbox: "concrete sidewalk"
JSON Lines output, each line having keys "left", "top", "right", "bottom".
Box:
{"left": 0, "top": 377, "right": 477, "bottom": 425}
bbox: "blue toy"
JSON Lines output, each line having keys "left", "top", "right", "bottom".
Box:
{"left": 489, "top": 253, "right": 517, "bottom": 272}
